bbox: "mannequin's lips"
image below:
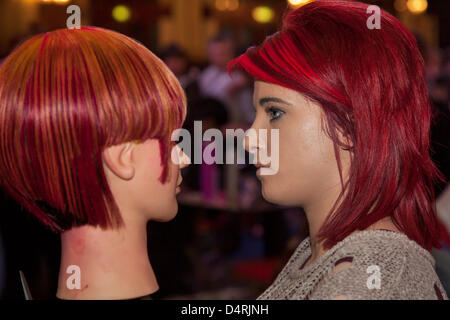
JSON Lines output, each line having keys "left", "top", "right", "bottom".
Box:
{"left": 176, "top": 178, "right": 182, "bottom": 194}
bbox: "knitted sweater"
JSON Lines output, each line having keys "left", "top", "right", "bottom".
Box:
{"left": 257, "top": 230, "right": 448, "bottom": 300}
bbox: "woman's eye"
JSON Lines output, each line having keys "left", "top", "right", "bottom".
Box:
{"left": 266, "top": 107, "right": 284, "bottom": 122}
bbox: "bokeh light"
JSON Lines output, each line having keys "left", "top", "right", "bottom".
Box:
{"left": 394, "top": 0, "right": 408, "bottom": 12}
{"left": 215, "top": 0, "right": 228, "bottom": 11}
{"left": 406, "top": 0, "right": 428, "bottom": 14}
{"left": 215, "top": 0, "right": 240, "bottom": 11}
{"left": 252, "top": 6, "right": 274, "bottom": 24}
{"left": 112, "top": 5, "right": 131, "bottom": 23}
{"left": 40, "top": 0, "right": 71, "bottom": 3}
{"left": 228, "top": 0, "right": 239, "bottom": 11}
{"left": 287, "top": 0, "right": 312, "bottom": 7}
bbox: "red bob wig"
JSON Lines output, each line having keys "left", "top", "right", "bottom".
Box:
{"left": 228, "top": 0, "right": 450, "bottom": 250}
{"left": 0, "top": 27, "right": 186, "bottom": 232}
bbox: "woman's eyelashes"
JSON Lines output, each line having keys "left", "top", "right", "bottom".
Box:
{"left": 265, "top": 106, "right": 285, "bottom": 122}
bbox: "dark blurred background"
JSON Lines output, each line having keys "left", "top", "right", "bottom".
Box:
{"left": 0, "top": 0, "right": 449, "bottom": 300}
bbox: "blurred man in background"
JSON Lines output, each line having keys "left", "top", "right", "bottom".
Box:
{"left": 198, "top": 35, "right": 254, "bottom": 125}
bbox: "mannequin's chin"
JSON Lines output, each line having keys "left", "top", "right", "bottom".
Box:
{"left": 152, "top": 202, "right": 178, "bottom": 222}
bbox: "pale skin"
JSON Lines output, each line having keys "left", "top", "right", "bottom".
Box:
{"left": 56, "top": 140, "right": 190, "bottom": 300}
{"left": 245, "top": 81, "right": 401, "bottom": 272}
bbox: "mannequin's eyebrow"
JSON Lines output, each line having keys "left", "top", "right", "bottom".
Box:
{"left": 259, "top": 97, "right": 292, "bottom": 106}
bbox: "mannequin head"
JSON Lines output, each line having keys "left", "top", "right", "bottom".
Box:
{"left": 229, "top": 0, "right": 450, "bottom": 250}
{"left": 0, "top": 27, "right": 187, "bottom": 232}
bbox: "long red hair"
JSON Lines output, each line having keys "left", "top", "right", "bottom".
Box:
{"left": 229, "top": 0, "right": 450, "bottom": 250}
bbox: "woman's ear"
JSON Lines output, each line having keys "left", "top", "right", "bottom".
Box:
{"left": 102, "top": 142, "right": 135, "bottom": 180}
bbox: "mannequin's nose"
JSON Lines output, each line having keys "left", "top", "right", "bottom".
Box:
{"left": 178, "top": 146, "right": 191, "bottom": 169}
{"left": 172, "top": 144, "right": 191, "bottom": 168}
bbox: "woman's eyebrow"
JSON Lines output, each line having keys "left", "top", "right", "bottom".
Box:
{"left": 258, "top": 97, "right": 292, "bottom": 106}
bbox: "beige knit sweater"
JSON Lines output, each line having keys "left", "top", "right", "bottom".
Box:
{"left": 257, "top": 230, "right": 448, "bottom": 300}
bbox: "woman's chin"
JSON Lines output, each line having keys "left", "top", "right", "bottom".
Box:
{"left": 261, "top": 186, "right": 299, "bottom": 206}
{"left": 261, "top": 186, "right": 281, "bottom": 205}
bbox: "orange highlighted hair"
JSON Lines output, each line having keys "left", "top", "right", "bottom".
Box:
{"left": 0, "top": 27, "right": 186, "bottom": 232}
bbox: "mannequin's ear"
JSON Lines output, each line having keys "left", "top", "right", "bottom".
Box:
{"left": 102, "top": 142, "right": 135, "bottom": 180}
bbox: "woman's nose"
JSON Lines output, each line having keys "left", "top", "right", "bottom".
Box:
{"left": 243, "top": 125, "right": 259, "bottom": 155}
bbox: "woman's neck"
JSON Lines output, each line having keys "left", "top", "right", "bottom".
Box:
{"left": 56, "top": 222, "right": 158, "bottom": 300}
{"left": 303, "top": 192, "right": 336, "bottom": 264}
{"left": 304, "top": 188, "right": 401, "bottom": 268}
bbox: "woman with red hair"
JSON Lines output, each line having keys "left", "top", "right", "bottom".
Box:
{"left": 229, "top": 0, "right": 449, "bottom": 299}
{"left": 0, "top": 27, "right": 190, "bottom": 299}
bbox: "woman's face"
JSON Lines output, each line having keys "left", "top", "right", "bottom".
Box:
{"left": 245, "top": 81, "right": 350, "bottom": 209}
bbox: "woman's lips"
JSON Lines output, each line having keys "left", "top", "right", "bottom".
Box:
{"left": 256, "top": 168, "right": 263, "bottom": 178}
{"left": 254, "top": 162, "right": 269, "bottom": 169}
{"left": 255, "top": 162, "right": 270, "bottom": 178}
{"left": 256, "top": 163, "right": 275, "bottom": 178}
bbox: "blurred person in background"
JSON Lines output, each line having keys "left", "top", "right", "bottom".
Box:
{"left": 160, "top": 44, "right": 201, "bottom": 107}
{"left": 434, "top": 184, "right": 450, "bottom": 296}
{"left": 181, "top": 97, "right": 229, "bottom": 192}
{"left": 426, "top": 46, "right": 450, "bottom": 297}
{"left": 199, "top": 34, "right": 254, "bottom": 125}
